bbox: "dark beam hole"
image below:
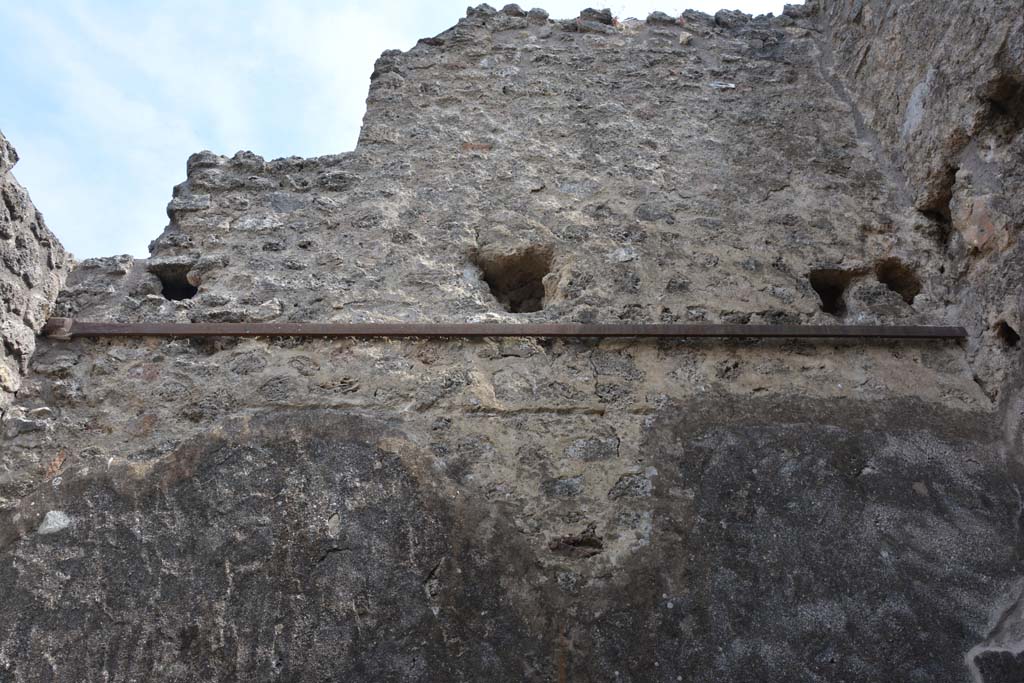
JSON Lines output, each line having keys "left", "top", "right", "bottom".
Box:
{"left": 983, "top": 74, "right": 1024, "bottom": 133}
{"left": 875, "top": 258, "right": 921, "bottom": 305}
{"left": 808, "top": 269, "right": 860, "bottom": 316}
{"left": 473, "top": 246, "right": 553, "bottom": 313}
{"left": 995, "top": 320, "right": 1020, "bottom": 349}
{"left": 150, "top": 264, "right": 198, "bottom": 301}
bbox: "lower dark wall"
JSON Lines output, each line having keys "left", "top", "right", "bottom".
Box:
{"left": 1, "top": 397, "right": 1017, "bottom": 682}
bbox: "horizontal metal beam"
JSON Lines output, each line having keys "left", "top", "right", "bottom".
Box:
{"left": 42, "top": 318, "right": 967, "bottom": 341}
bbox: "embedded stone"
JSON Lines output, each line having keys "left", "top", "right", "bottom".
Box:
{"left": 714, "top": 9, "right": 751, "bottom": 28}
{"left": 646, "top": 11, "right": 676, "bottom": 26}
{"left": 579, "top": 8, "right": 613, "bottom": 25}
{"left": 36, "top": 510, "right": 71, "bottom": 535}
{"left": 526, "top": 7, "right": 548, "bottom": 23}
{"left": 607, "top": 472, "right": 652, "bottom": 499}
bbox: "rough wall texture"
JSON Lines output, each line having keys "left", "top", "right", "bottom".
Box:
{"left": 818, "top": 0, "right": 1024, "bottom": 403}
{"left": 818, "top": 2, "right": 1024, "bottom": 678}
{"left": 1, "top": 2, "right": 1022, "bottom": 682}
{"left": 0, "top": 132, "right": 71, "bottom": 413}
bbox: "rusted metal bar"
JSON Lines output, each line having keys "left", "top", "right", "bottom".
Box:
{"left": 42, "top": 318, "right": 967, "bottom": 340}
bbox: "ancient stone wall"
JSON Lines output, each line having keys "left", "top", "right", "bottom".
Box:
{"left": 0, "top": 3, "right": 1022, "bottom": 681}
{"left": 818, "top": 0, "right": 1024, "bottom": 391}
{"left": 818, "top": 0, "right": 1023, "bottom": 233}
{"left": 816, "top": 4, "right": 1024, "bottom": 676}
{"left": 0, "top": 132, "right": 71, "bottom": 413}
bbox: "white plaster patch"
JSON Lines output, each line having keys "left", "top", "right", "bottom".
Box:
{"left": 36, "top": 510, "right": 71, "bottom": 535}
{"left": 608, "top": 247, "right": 636, "bottom": 263}
{"left": 901, "top": 68, "right": 935, "bottom": 138}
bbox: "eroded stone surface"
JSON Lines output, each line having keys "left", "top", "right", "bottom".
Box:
{"left": 0, "top": 3, "right": 1022, "bottom": 681}
{"left": 0, "top": 131, "right": 72, "bottom": 411}
{"left": 818, "top": 0, "right": 1024, "bottom": 402}
{"left": 816, "top": 8, "right": 1024, "bottom": 672}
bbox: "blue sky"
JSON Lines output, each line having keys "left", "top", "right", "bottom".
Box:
{"left": 0, "top": 0, "right": 785, "bottom": 260}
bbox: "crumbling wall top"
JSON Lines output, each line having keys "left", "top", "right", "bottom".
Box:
{"left": 0, "top": 131, "right": 72, "bottom": 412}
